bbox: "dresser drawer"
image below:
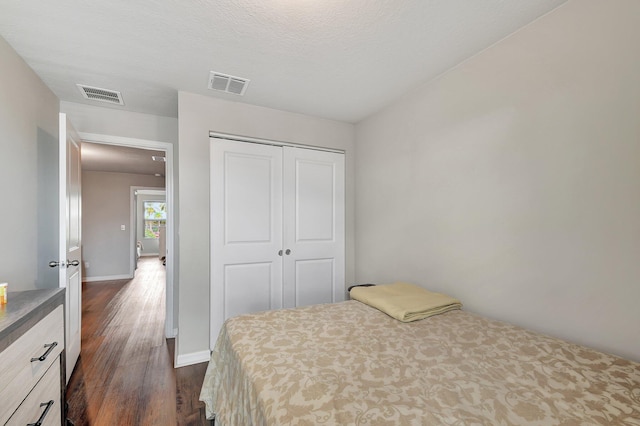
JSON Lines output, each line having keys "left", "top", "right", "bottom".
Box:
{"left": 5, "top": 361, "right": 62, "bottom": 426}
{"left": 0, "top": 305, "right": 64, "bottom": 425}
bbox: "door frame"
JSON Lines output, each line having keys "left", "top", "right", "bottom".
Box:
{"left": 77, "top": 132, "right": 176, "bottom": 338}
{"left": 209, "top": 131, "right": 344, "bottom": 154}
{"left": 131, "top": 188, "right": 166, "bottom": 266}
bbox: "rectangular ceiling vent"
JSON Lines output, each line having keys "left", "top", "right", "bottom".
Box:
{"left": 77, "top": 84, "right": 124, "bottom": 105}
{"left": 208, "top": 71, "right": 250, "bottom": 96}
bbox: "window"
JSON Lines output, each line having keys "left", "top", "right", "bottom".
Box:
{"left": 144, "top": 201, "right": 166, "bottom": 239}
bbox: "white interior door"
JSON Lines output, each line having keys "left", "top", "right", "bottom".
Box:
{"left": 210, "top": 138, "right": 283, "bottom": 347}
{"left": 59, "top": 113, "right": 82, "bottom": 383}
{"left": 283, "top": 147, "right": 345, "bottom": 308}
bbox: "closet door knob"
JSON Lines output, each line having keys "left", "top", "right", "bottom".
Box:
{"left": 285, "top": 249, "right": 291, "bottom": 255}
{"left": 278, "top": 250, "right": 283, "bottom": 256}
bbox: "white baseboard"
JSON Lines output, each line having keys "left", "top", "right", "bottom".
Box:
{"left": 175, "top": 350, "right": 211, "bottom": 368}
{"left": 83, "top": 274, "right": 132, "bottom": 282}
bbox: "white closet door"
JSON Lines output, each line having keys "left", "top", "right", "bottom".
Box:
{"left": 283, "top": 147, "right": 345, "bottom": 308}
{"left": 210, "top": 139, "right": 283, "bottom": 346}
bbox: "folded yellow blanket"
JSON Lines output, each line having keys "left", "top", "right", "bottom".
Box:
{"left": 350, "top": 282, "right": 462, "bottom": 322}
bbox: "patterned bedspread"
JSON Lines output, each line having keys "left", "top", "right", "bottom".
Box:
{"left": 200, "top": 300, "right": 640, "bottom": 425}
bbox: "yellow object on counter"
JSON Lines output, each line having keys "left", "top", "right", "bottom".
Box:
{"left": 0, "top": 283, "right": 7, "bottom": 305}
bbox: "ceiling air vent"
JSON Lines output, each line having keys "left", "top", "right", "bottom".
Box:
{"left": 208, "top": 71, "right": 250, "bottom": 96}
{"left": 77, "top": 84, "right": 124, "bottom": 105}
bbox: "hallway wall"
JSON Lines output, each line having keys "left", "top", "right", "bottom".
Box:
{"left": 82, "top": 170, "right": 165, "bottom": 281}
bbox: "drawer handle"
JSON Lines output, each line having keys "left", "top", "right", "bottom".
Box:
{"left": 27, "top": 400, "right": 54, "bottom": 426}
{"left": 30, "top": 342, "right": 58, "bottom": 362}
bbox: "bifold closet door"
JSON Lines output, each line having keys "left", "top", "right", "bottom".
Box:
{"left": 210, "top": 138, "right": 345, "bottom": 347}
{"left": 282, "top": 147, "right": 345, "bottom": 308}
{"left": 210, "top": 139, "right": 284, "bottom": 346}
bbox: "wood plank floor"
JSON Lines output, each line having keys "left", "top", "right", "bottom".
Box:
{"left": 65, "top": 257, "right": 210, "bottom": 425}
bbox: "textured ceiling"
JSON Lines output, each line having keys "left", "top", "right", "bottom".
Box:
{"left": 0, "top": 0, "right": 567, "bottom": 123}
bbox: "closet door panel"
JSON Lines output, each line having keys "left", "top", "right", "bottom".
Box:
{"left": 294, "top": 258, "right": 334, "bottom": 306}
{"left": 224, "top": 153, "right": 273, "bottom": 244}
{"left": 224, "top": 262, "right": 273, "bottom": 318}
{"left": 296, "top": 161, "right": 335, "bottom": 241}
{"left": 283, "top": 147, "right": 345, "bottom": 308}
{"left": 211, "top": 139, "right": 283, "bottom": 347}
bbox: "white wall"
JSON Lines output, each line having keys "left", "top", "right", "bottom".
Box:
{"left": 177, "top": 92, "right": 355, "bottom": 363}
{"left": 0, "top": 36, "right": 60, "bottom": 290}
{"left": 82, "top": 171, "right": 165, "bottom": 280}
{"left": 355, "top": 0, "right": 640, "bottom": 361}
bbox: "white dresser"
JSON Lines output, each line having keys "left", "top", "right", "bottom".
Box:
{"left": 0, "top": 289, "right": 65, "bottom": 425}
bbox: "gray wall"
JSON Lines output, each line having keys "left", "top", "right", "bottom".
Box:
{"left": 177, "top": 92, "right": 356, "bottom": 362}
{"left": 61, "top": 102, "right": 178, "bottom": 144}
{"left": 355, "top": 0, "right": 640, "bottom": 361}
{"left": 82, "top": 171, "right": 165, "bottom": 280}
{"left": 0, "top": 36, "right": 60, "bottom": 290}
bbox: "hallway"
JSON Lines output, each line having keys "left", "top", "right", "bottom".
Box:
{"left": 65, "top": 257, "right": 208, "bottom": 425}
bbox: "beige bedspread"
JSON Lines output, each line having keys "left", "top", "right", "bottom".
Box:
{"left": 200, "top": 301, "right": 640, "bottom": 425}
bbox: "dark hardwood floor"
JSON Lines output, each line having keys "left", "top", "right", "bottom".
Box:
{"left": 65, "top": 257, "right": 210, "bottom": 425}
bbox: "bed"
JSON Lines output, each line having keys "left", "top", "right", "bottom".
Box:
{"left": 200, "top": 285, "right": 640, "bottom": 425}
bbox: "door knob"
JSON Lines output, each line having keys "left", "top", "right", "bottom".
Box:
{"left": 66, "top": 259, "right": 80, "bottom": 267}
{"left": 278, "top": 250, "right": 283, "bottom": 256}
{"left": 285, "top": 249, "right": 291, "bottom": 255}
{"left": 48, "top": 261, "right": 63, "bottom": 268}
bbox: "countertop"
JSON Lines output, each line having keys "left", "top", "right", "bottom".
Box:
{"left": 0, "top": 288, "right": 65, "bottom": 352}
